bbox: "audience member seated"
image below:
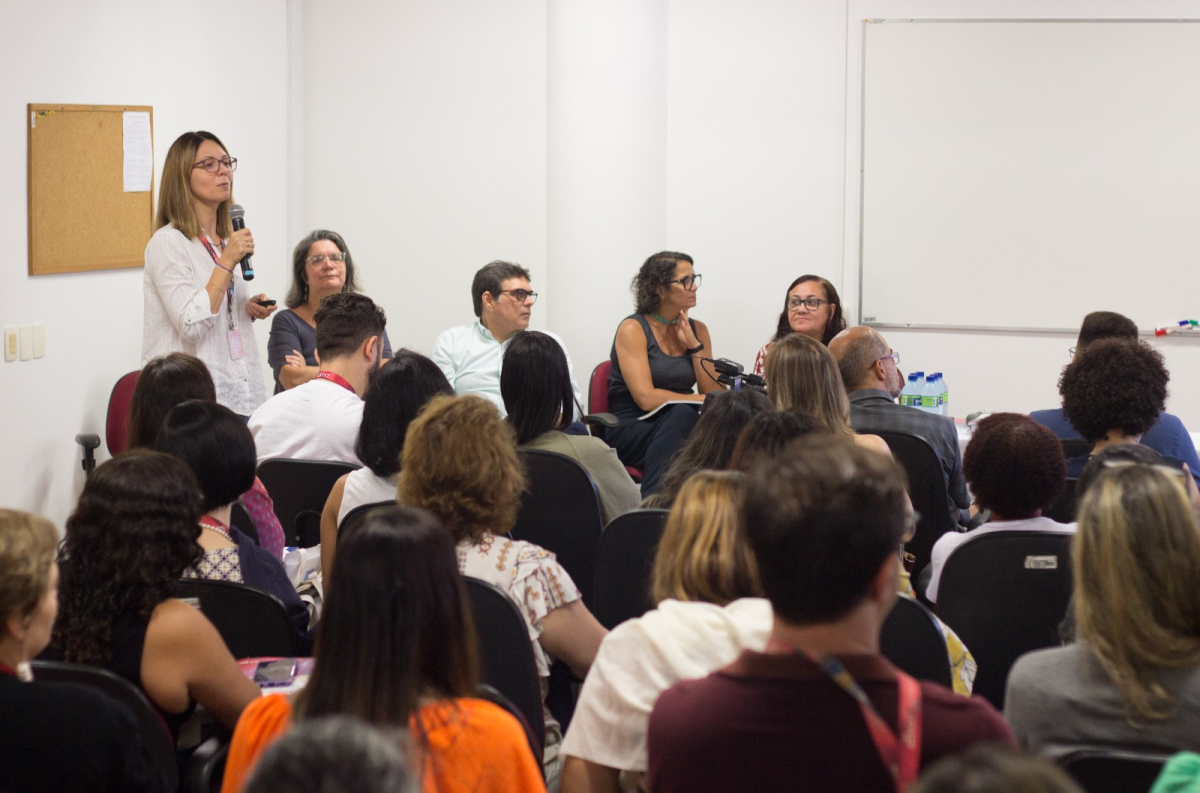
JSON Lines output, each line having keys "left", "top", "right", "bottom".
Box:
{"left": 221, "top": 507, "right": 543, "bottom": 793}
{"left": 319, "top": 351, "right": 453, "bottom": 581}
{"left": 642, "top": 388, "right": 772, "bottom": 509}
{"left": 51, "top": 452, "right": 260, "bottom": 737}
{"left": 911, "top": 744, "right": 1084, "bottom": 793}
{"left": 0, "top": 509, "right": 163, "bottom": 793}
{"left": 607, "top": 252, "right": 723, "bottom": 497}
{"left": 154, "top": 401, "right": 313, "bottom": 651}
{"left": 1056, "top": 337, "right": 1178, "bottom": 479}
{"left": 830, "top": 326, "right": 970, "bottom": 524}
{"left": 924, "top": 413, "right": 1073, "bottom": 605}
{"left": 398, "top": 395, "right": 607, "bottom": 787}
{"left": 243, "top": 717, "right": 416, "bottom": 793}
{"left": 646, "top": 436, "right": 1012, "bottom": 792}
{"left": 1005, "top": 462, "right": 1200, "bottom": 757}
{"left": 502, "top": 330, "right": 640, "bottom": 524}
{"left": 752, "top": 274, "right": 846, "bottom": 377}
{"left": 561, "top": 471, "right": 769, "bottom": 793}
{"left": 249, "top": 293, "right": 386, "bottom": 465}
{"left": 431, "top": 260, "right": 581, "bottom": 416}
{"left": 764, "top": 332, "right": 891, "bottom": 456}
{"left": 128, "top": 352, "right": 285, "bottom": 558}
{"left": 727, "top": 410, "right": 819, "bottom": 471}
{"left": 1030, "top": 311, "right": 1200, "bottom": 474}
{"left": 268, "top": 230, "right": 394, "bottom": 392}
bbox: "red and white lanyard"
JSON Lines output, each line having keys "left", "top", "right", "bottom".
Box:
{"left": 199, "top": 233, "right": 236, "bottom": 331}
{"left": 314, "top": 370, "right": 356, "bottom": 395}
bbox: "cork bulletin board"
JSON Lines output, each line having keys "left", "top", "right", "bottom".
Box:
{"left": 27, "top": 104, "right": 154, "bottom": 275}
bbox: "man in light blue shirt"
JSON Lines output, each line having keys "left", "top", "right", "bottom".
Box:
{"left": 431, "top": 260, "right": 582, "bottom": 417}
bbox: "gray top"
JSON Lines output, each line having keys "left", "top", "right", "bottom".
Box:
{"left": 267, "top": 308, "right": 393, "bottom": 392}
{"left": 608, "top": 314, "right": 697, "bottom": 419}
{"left": 1005, "top": 641, "right": 1200, "bottom": 757}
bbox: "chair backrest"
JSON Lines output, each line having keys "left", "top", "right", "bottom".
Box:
{"left": 337, "top": 500, "right": 395, "bottom": 542}
{"left": 589, "top": 361, "right": 611, "bottom": 417}
{"left": 173, "top": 578, "right": 299, "bottom": 658}
{"left": 1061, "top": 438, "right": 1092, "bottom": 460}
{"left": 463, "top": 577, "right": 546, "bottom": 754}
{"left": 874, "top": 430, "right": 960, "bottom": 580}
{"left": 593, "top": 509, "right": 669, "bottom": 630}
{"left": 1058, "top": 747, "right": 1172, "bottom": 793}
{"left": 512, "top": 450, "right": 605, "bottom": 604}
{"left": 106, "top": 370, "right": 141, "bottom": 456}
{"left": 229, "top": 501, "right": 259, "bottom": 546}
{"left": 182, "top": 736, "right": 229, "bottom": 793}
{"left": 936, "top": 530, "right": 1074, "bottom": 709}
{"left": 475, "top": 684, "right": 544, "bottom": 772}
{"left": 1044, "top": 477, "right": 1080, "bottom": 523}
{"left": 880, "top": 594, "right": 953, "bottom": 688}
{"left": 31, "top": 660, "right": 178, "bottom": 791}
{"left": 256, "top": 458, "right": 359, "bottom": 547}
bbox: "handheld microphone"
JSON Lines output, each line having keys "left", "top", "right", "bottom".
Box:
{"left": 228, "top": 204, "right": 255, "bottom": 281}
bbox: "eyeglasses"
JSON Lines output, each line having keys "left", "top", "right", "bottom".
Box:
{"left": 877, "top": 350, "right": 900, "bottom": 366}
{"left": 788, "top": 296, "right": 830, "bottom": 311}
{"left": 192, "top": 156, "right": 237, "bottom": 174}
{"left": 669, "top": 274, "right": 702, "bottom": 290}
{"left": 306, "top": 253, "right": 346, "bottom": 266}
{"left": 498, "top": 289, "right": 538, "bottom": 305}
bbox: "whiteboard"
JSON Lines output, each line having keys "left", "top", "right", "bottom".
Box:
{"left": 859, "top": 20, "right": 1200, "bottom": 333}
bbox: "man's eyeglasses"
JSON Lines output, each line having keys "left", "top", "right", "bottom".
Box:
{"left": 669, "top": 274, "right": 702, "bottom": 290}
{"left": 789, "top": 296, "right": 830, "bottom": 311}
{"left": 499, "top": 289, "right": 538, "bottom": 305}
{"left": 193, "top": 156, "right": 237, "bottom": 174}
{"left": 878, "top": 350, "right": 900, "bottom": 366}
{"left": 306, "top": 253, "right": 345, "bottom": 266}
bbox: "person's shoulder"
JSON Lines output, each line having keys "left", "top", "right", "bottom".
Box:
{"left": 433, "top": 323, "right": 473, "bottom": 347}
{"left": 920, "top": 679, "right": 1011, "bottom": 736}
{"left": 269, "top": 308, "right": 299, "bottom": 330}
{"left": 145, "top": 224, "right": 189, "bottom": 258}
{"left": 1008, "top": 643, "right": 1078, "bottom": 683}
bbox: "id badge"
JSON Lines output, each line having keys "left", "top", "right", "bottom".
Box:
{"left": 227, "top": 329, "right": 245, "bottom": 360}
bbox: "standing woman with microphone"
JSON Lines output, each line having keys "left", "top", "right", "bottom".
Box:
{"left": 143, "top": 131, "right": 277, "bottom": 418}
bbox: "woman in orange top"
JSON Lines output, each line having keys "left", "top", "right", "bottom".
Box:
{"left": 222, "top": 506, "right": 545, "bottom": 793}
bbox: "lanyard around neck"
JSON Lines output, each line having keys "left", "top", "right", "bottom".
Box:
{"left": 199, "top": 234, "right": 236, "bottom": 328}
{"left": 315, "top": 370, "right": 356, "bottom": 395}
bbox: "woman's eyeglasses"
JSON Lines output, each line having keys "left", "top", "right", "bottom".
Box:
{"left": 789, "top": 297, "right": 830, "bottom": 311}
{"left": 669, "top": 274, "right": 702, "bottom": 290}
{"left": 192, "top": 156, "right": 237, "bottom": 174}
{"left": 307, "top": 253, "right": 346, "bottom": 266}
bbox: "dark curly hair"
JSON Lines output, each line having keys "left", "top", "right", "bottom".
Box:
{"left": 632, "top": 251, "right": 693, "bottom": 315}
{"left": 52, "top": 451, "right": 204, "bottom": 664}
{"left": 770, "top": 275, "right": 846, "bottom": 345}
{"left": 1060, "top": 339, "right": 1168, "bottom": 445}
{"left": 964, "top": 413, "right": 1065, "bottom": 519}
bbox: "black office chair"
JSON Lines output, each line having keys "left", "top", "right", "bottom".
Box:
{"left": 229, "top": 501, "right": 259, "bottom": 546}
{"left": 181, "top": 736, "right": 229, "bottom": 793}
{"left": 512, "top": 450, "right": 605, "bottom": 605}
{"left": 337, "top": 500, "right": 395, "bottom": 541}
{"left": 1044, "top": 477, "right": 1080, "bottom": 523}
{"left": 880, "top": 594, "right": 953, "bottom": 688}
{"left": 935, "top": 530, "right": 1074, "bottom": 710}
{"left": 593, "top": 509, "right": 669, "bottom": 630}
{"left": 464, "top": 577, "right": 546, "bottom": 755}
{"left": 31, "top": 660, "right": 178, "bottom": 792}
{"left": 1058, "top": 747, "right": 1172, "bottom": 793}
{"left": 475, "top": 684, "right": 544, "bottom": 772}
{"left": 875, "top": 430, "right": 961, "bottom": 581}
{"left": 174, "top": 578, "right": 299, "bottom": 659}
{"left": 256, "top": 458, "right": 359, "bottom": 547}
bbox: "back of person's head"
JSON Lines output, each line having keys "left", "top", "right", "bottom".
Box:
{"left": 829, "top": 326, "right": 888, "bottom": 392}
{"left": 127, "top": 353, "right": 216, "bottom": 449}
{"left": 356, "top": 351, "right": 453, "bottom": 479}
{"left": 471, "top": 260, "right": 532, "bottom": 318}
{"left": 299, "top": 506, "right": 477, "bottom": 727}
{"left": 1060, "top": 338, "right": 1168, "bottom": 444}
{"left": 243, "top": 716, "right": 416, "bottom": 793}
{"left": 54, "top": 451, "right": 202, "bottom": 664}
{"left": 398, "top": 395, "right": 525, "bottom": 543}
{"left": 651, "top": 471, "right": 761, "bottom": 607}
{"left": 0, "top": 510, "right": 58, "bottom": 631}
{"left": 764, "top": 333, "right": 853, "bottom": 435}
{"left": 912, "top": 744, "right": 1083, "bottom": 793}
{"left": 501, "top": 330, "right": 574, "bottom": 444}
{"left": 742, "top": 434, "right": 909, "bottom": 625}
{"left": 314, "top": 293, "right": 387, "bottom": 361}
{"left": 1077, "top": 442, "right": 1165, "bottom": 497}
{"left": 963, "top": 413, "right": 1065, "bottom": 519}
{"left": 154, "top": 400, "right": 256, "bottom": 512}
{"left": 647, "top": 388, "right": 774, "bottom": 508}
{"left": 1077, "top": 310, "right": 1138, "bottom": 351}
{"left": 1074, "top": 463, "right": 1200, "bottom": 720}
{"left": 728, "top": 409, "right": 820, "bottom": 472}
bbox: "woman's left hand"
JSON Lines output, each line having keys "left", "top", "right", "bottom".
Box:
{"left": 247, "top": 294, "right": 278, "bottom": 321}
{"left": 675, "top": 309, "right": 702, "bottom": 350}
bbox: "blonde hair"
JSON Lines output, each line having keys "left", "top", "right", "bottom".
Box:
{"left": 0, "top": 509, "right": 58, "bottom": 626}
{"left": 397, "top": 395, "right": 525, "bottom": 544}
{"left": 651, "top": 471, "right": 761, "bottom": 606}
{"left": 764, "top": 333, "right": 853, "bottom": 436}
{"left": 155, "top": 131, "right": 234, "bottom": 240}
{"left": 1074, "top": 465, "right": 1200, "bottom": 721}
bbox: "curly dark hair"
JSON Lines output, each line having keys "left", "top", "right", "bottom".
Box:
{"left": 632, "top": 251, "right": 693, "bottom": 315}
{"left": 963, "top": 413, "right": 1065, "bottom": 519}
{"left": 1060, "top": 338, "right": 1168, "bottom": 445}
{"left": 52, "top": 451, "right": 204, "bottom": 664}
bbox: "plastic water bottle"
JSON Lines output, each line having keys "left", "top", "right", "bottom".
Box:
{"left": 921, "top": 374, "right": 940, "bottom": 414}
{"left": 937, "top": 372, "right": 950, "bottom": 417}
{"left": 901, "top": 372, "right": 924, "bottom": 407}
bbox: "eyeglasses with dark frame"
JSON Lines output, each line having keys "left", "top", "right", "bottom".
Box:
{"left": 193, "top": 156, "right": 237, "bottom": 174}
{"left": 789, "top": 296, "right": 831, "bottom": 311}
{"left": 668, "top": 274, "right": 702, "bottom": 290}
{"left": 498, "top": 289, "right": 538, "bottom": 305}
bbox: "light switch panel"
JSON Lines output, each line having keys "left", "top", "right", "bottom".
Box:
{"left": 18, "top": 326, "right": 32, "bottom": 361}
{"left": 3, "top": 327, "right": 15, "bottom": 362}
{"left": 31, "top": 324, "right": 44, "bottom": 359}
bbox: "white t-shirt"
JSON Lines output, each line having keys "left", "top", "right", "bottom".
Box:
{"left": 561, "top": 597, "right": 773, "bottom": 779}
{"left": 925, "top": 516, "right": 1076, "bottom": 603}
{"left": 336, "top": 468, "right": 398, "bottom": 525}
{"left": 248, "top": 378, "right": 364, "bottom": 465}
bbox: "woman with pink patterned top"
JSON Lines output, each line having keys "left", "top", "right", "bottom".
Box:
{"left": 398, "top": 394, "right": 608, "bottom": 789}
{"left": 751, "top": 275, "right": 846, "bottom": 378}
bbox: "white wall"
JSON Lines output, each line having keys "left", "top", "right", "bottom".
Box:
{"left": 1, "top": 0, "right": 289, "bottom": 530}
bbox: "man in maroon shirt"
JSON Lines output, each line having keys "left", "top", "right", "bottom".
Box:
{"left": 646, "top": 435, "right": 1013, "bottom": 792}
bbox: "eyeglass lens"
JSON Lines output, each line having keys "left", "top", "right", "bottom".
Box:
{"left": 789, "top": 297, "right": 825, "bottom": 310}
{"left": 308, "top": 253, "right": 345, "bottom": 265}
{"left": 503, "top": 289, "right": 538, "bottom": 304}
{"left": 196, "top": 157, "right": 236, "bottom": 173}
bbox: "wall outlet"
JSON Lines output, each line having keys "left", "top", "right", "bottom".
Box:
{"left": 3, "top": 327, "right": 15, "bottom": 362}
{"left": 18, "top": 326, "right": 32, "bottom": 361}
{"left": 31, "top": 324, "right": 44, "bottom": 359}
